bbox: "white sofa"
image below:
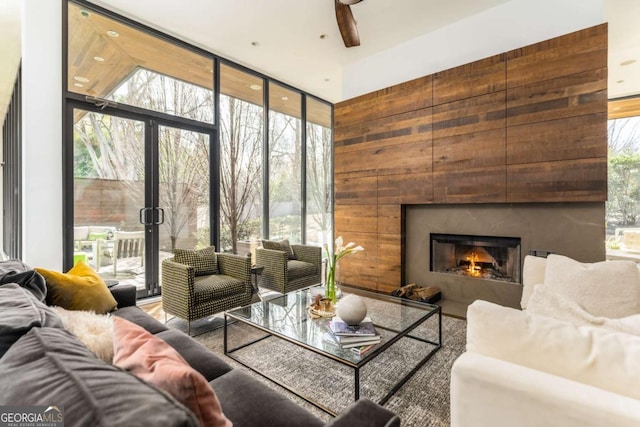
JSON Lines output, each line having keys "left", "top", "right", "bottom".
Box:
{"left": 451, "top": 254, "right": 640, "bottom": 427}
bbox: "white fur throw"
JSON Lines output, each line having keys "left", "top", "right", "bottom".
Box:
{"left": 52, "top": 306, "right": 114, "bottom": 363}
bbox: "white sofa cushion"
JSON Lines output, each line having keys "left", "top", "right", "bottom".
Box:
{"left": 543, "top": 254, "right": 640, "bottom": 318}
{"left": 520, "top": 255, "right": 546, "bottom": 309}
{"left": 466, "top": 300, "right": 640, "bottom": 401}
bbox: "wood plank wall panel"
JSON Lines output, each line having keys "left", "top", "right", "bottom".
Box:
{"left": 333, "top": 24, "right": 607, "bottom": 294}
{"left": 507, "top": 113, "right": 607, "bottom": 164}
{"left": 334, "top": 92, "right": 381, "bottom": 129}
{"left": 375, "top": 75, "right": 433, "bottom": 117}
{"left": 377, "top": 205, "right": 402, "bottom": 235}
{"left": 506, "top": 69, "right": 607, "bottom": 127}
{"left": 506, "top": 24, "right": 607, "bottom": 200}
{"left": 434, "top": 166, "right": 506, "bottom": 204}
{"left": 333, "top": 176, "right": 377, "bottom": 205}
{"left": 334, "top": 75, "right": 433, "bottom": 128}
{"left": 433, "top": 54, "right": 506, "bottom": 105}
{"left": 507, "top": 157, "right": 607, "bottom": 202}
{"left": 505, "top": 24, "right": 607, "bottom": 88}
{"left": 376, "top": 233, "right": 402, "bottom": 293}
{"left": 432, "top": 60, "right": 506, "bottom": 202}
{"left": 433, "top": 129, "right": 506, "bottom": 171}
{"left": 377, "top": 173, "right": 433, "bottom": 205}
{"left": 335, "top": 140, "right": 431, "bottom": 178}
{"left": 334, "top": 204, "right": 377, "bottom": 233}
{"left": 337, "top": 232, "right": 379, "bottom": 289}
{"left": 432, "top": 92, "right": 506, "bottom": 138}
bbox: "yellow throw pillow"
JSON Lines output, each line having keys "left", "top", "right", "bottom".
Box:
{"left": 36, "top": 261, "right": 117, "bottom": 314}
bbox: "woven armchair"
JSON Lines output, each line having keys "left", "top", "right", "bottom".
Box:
{"left": 161, "top": 252, "right": 252, "bottom": 335}
{"left": 255, "top": 244, "right": 322, "bottom": 294}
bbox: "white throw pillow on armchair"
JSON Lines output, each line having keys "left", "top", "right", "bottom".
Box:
{"left": 543, "top": 254, "right": 640, "bottom": 319}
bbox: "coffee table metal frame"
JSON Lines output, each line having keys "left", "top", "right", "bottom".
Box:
{"left": 224, "top": 286, "right": 442, "bottom": 416}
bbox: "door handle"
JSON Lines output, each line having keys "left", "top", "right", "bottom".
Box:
{"left": 139, "top": 207, "right": 153, "bottom": 226}
{"left": 154, "top": 207, "right": 165, "bottom": 225}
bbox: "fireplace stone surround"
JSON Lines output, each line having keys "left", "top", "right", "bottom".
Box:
{"left": 405, "top": 203, "right": 605, "bottom": 318}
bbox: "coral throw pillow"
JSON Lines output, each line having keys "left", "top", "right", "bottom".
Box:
{"left": 36, "top": 261, "right": 117, "bottom": 314}
{"left": 112, "top": 317, "right": 232, "bottom": 427}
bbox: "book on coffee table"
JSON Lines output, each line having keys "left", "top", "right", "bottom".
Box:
{"left": 351, "top": 343, "right": 377, "bottom": 356}
{"left": 335, "top": 334, "right": 381, "bottom": 348}
{"left": 322, "top": 332, "right": 381, "bottom": 349}
{"left": 328, "top": 316, "right": 376, "bottom": 336}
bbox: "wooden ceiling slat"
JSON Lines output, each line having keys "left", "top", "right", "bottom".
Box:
{"left": 68, "top": 3, "right": 332, "bottom": 128}
{"left": 609, "top": 97, "right": 640, "bottom": 120}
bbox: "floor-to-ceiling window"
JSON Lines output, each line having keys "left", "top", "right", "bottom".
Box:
{"left": 269, "top": 83, "right": 302, "bottom": 243}
{"left": 2, "top": 66, "right": 21, "bottom": 259}
{"left": 219, "top": 64, "right": 264, "bottom": 255}
{"left": 65, "top": 0, "right": 333, "bottom": 297}
{"left": 305, "top": 98, "right": 333, "bottom": 248}
{"left": 606, "top": 102, "right": 640, "bottom": 257}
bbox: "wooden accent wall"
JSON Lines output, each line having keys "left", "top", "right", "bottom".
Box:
{"left": 334, "top": 24, "right": 608, "bottom": 293}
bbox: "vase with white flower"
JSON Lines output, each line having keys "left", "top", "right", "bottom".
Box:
{"left": 324, "top": 236, "right": 364, "bottom": 302}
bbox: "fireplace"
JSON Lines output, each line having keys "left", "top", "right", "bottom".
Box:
{"left": 430, "top": 233, "right": 522, "bottom": 283}
{"left": 405, "top": 203, "right": 605, "bottom": 316}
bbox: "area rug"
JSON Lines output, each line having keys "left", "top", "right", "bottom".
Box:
{"left": 192, "top": 314, "right": 466, "bottom": 426}
{"left": 166, "top": 315, "right": 227, "bottom": 337}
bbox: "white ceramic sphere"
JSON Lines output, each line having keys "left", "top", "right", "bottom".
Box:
{"left": 336, "top": 294, "right": 368, "bottom": 325}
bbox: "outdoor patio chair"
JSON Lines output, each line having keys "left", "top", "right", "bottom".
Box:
{"left": 104, "top": 230, "right": 145, "bottom": 275}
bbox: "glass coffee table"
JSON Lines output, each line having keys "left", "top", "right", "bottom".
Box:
{"left": 224, "top": 285, "right": 441, "bottom": 416}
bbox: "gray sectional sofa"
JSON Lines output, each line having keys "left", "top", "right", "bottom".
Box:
{"left": 0, "top": 260, "right": 400, "bottom": 427}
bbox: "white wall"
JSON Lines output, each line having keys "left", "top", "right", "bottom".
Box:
{"left": 21, "top": 0, "right": 62, "bottom": 269}
{"left": 342, "top": 0, "right": 605, "bottom": 99}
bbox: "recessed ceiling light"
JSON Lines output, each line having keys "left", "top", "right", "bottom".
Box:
{"left": 107, "top": 30, "right": 119, "bottom": 37}
{"left": 617, "top": 80, "right": 625, "bottom": 84}
{"left": 251, "top": 41, "right": 259, "bottom": 47}
{"left": 93, "top": 56, "right": 105, "bottom": 62}
{"left": 249, "top": 84, "right": 262, "bottom": 91}
{"left": 613, "top": 107, "right": 621, "bottom": 111}
{"left": 620, "top": 59, "right": 636, "bottom": 66}
{"left": 74, "top": 83, "right": 84, "bottom": 88}
{"left": 320, "top": 34, "right": 328, "bottom": 40}
{"left": 74, "top": 76, "right": 90, "bottom": 83}
{"left": 281, "top": 96, "right": 288, "bottom": 101}
{"left": 80, "top": 10, "right": 90, "bottom": 17}
{"left": 324, "top": 78, "right": 331, "bottom": 82}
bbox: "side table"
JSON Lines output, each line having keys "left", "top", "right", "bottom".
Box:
{"left": 250, "top": 265, "right": 264, "bottom": 293}
{"left": 105, "top": 279, "right": 119, "bottom": 288}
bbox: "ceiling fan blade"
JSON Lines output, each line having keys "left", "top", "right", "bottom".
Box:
{"left": 335, "top": 1, "right": 360, "bottom": 48}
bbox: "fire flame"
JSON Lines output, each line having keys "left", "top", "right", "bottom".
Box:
{"left": 466, "top": 252, "right": 482, "bottom": 277}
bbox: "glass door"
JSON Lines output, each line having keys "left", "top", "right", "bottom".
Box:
{"left": 157, "top": 124, "right": 211, "bottom": 276}
{"left": 72, "top": 109, "right": 150, "bottom": 294}
{"left": 72, "top": 111, "right": 214, "bottom": 298}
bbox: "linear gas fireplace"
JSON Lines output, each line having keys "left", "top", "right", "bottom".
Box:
{"left": 430, "top": 233, "right": 522, "bottom": 283}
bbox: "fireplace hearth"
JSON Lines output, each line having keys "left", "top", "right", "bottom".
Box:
{"left": 430, "top": 233, "right": 521, "bottom": 283}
